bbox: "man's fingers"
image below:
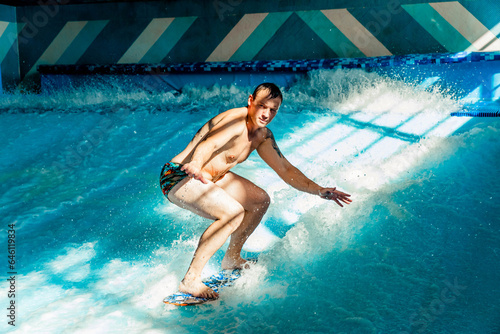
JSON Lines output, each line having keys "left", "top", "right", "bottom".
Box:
{"left": 319, "top": 189, "right": 352, "bottom": 206}
{"left": 194, "top": 174, "right": 209, "bottom": 184}
{"left": 322, "top": 191, "right": 352, "bottom": 206}
{"left": 182, "top": 165, "right": 209, "bottom": 184}
{"left": 339, "top": 195, "right": 352, "bottom": 202}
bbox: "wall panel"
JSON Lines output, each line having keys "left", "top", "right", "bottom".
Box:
{"left": 1, "top": 0, "right": 499, "bottom": 90}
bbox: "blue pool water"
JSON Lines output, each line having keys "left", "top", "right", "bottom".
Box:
{"left": 1, "top": 69, "right": 499, "bottom": 333}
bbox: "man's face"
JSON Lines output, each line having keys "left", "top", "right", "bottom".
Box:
{"left": 247, "top": 90, "right": 281, "bottom": 127}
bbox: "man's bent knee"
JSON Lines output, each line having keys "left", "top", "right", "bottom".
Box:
{"left": 254, "top": 190, "right": 271, "bottom": 212}
{"left": 262, "top": 191, "right": 271, "bottom": 208}
{"left": 223, "top": 205, "right": 245, "bottom": 233}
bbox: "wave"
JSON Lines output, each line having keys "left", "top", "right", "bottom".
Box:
{"left": 0, "top": 69, "right": 462, "bottom": 116}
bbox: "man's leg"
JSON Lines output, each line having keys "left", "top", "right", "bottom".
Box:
{"left": 214, "top": 172, "right": 271, "bottom": 269}
{"left": 167, "top": 177, "right": 246, "bottom": 299}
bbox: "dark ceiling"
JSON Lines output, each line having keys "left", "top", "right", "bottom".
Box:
{"left": 0, "top": 0, "right": 142, "bottom": 6}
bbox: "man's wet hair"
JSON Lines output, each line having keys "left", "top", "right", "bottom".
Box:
{"left": 252, "top": 83, "right": 283, "bottom": 102}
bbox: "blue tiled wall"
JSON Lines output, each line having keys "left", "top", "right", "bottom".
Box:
{"left": 38, "top": 51, "right": 500, "bottom": 74}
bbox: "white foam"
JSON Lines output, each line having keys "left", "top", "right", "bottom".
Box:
{"left": 243, "top": 224, "right": 281, "bottom": 252}
{"left": 92, "top": 259, "right": 147, "bottom": 296}
{"left": 286, "top": 69, "right": 460, "bottom": 116}
{"left": 47, "top": 242, "right": 97, "bottom": 282}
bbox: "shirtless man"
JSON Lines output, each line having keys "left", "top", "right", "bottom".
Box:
{"left": 160, "top": 83, "right": 352, "bottom": 299}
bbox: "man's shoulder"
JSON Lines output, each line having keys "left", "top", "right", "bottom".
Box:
{"left": 223, "top": 107, "right": 247, "bottom": 117}
{"left": 218, "top": 107, "right": 248, "bottom": 126}
{"left": 255, "top": 127, "right": 272, "bottom": 144}
{"left": 261, "top": 127, "right": 274, "bottom": 139}
{"left": 210, "top": 107, "right": 247, "bottom": 136}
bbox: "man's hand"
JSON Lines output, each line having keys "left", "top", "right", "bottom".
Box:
{"left": 318, "top": 187, "right": 352, "bottom": 207}
{"left": 181, "top": 162, "right": 209, "bottom": 184}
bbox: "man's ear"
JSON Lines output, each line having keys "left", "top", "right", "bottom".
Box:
{"left": 247, "top": 94, "right": 253, "bottom": 106}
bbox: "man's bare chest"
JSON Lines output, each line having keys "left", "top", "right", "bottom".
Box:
{"left": 224, "top": 138, "right": 256, "bottom": 164}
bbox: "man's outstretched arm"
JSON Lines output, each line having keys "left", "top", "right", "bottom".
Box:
{"left": 257, "top": 129, "right": 352, "bottom": 207}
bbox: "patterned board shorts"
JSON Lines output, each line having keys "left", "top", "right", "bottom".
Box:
{"left": 159, "top": 162, "right": 189, "bottom": 197}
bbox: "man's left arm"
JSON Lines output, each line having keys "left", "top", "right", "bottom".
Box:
{"left": 257, "top": 129, "right": 352, "bottom": 207}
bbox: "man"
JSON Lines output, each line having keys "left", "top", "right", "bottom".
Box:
{"left": 160, "top": 83, "right": 351, "bottom": 299}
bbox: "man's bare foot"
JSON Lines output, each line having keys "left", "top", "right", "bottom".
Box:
{"left": 221, "top": 256, "right": 256, "bottom": 270}
{"left": 179, "top": 279, "right": 218, "bottom": 299}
